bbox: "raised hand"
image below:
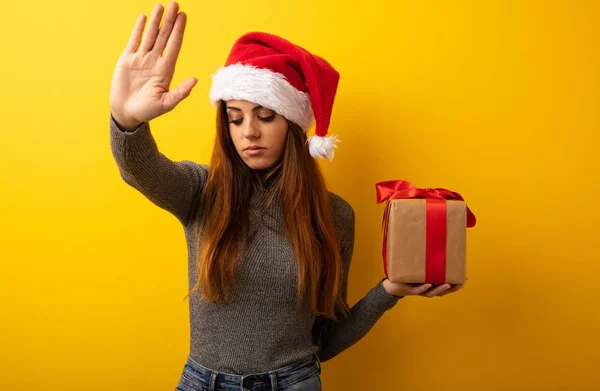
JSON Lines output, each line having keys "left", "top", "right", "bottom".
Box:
{"left": 109, "top": 2, "right": 197, "bottom": 130}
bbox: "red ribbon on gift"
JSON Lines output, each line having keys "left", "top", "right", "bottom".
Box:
{"left": 375, "top": 180, "right": 476, "bottom": 284}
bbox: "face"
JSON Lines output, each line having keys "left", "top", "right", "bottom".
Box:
{"left": 226, "top": 99, "right": 289, "bottom": 170}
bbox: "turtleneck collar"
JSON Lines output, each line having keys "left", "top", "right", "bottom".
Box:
{"left": 256, "top": 167, "right": 270, "bottom": 178}
{"left": 254, "top": 166, "right": 278, "bottom": 190}
{"left": 249, "top": 175, "right": 283, "bottom": 223}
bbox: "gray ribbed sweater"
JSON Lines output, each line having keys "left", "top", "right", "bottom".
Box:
{"left": 108, "top": 112, "right": 402, "bottom": 374}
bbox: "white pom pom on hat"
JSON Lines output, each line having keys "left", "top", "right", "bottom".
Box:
{"left": 209, "top": 32, "right": 341, "bottom": 162}
{"left": 305, "top": 133, "right": 340, "bottom": 162}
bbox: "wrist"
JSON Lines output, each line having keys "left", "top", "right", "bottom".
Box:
{"left": 382, "top": 278, "right": 403, "bottom": 298}
{"left": 111, "top": 111, "right": 143, "bottom": 132}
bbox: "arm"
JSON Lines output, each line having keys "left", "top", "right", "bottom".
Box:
{"left": 109, "top": 112, "right": 208, "bottom": 226}
{"left": 312, "top": 201, "right": 403, "bottom": 362}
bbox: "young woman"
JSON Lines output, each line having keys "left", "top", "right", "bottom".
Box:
{"left": 109, "top": 2, "right": 464, "bottom": 390}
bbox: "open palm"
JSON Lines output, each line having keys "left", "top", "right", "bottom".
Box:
{"left": 110, "top": 2, "right": 197, "bottom": 129}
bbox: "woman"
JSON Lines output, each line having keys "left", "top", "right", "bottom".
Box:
{"left": 109, "top": 2, "right": 464, "bottom": 390}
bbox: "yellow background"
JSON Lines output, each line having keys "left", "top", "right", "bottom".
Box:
{"left": 1, "top": 0, "right": 598, "bottom": 390}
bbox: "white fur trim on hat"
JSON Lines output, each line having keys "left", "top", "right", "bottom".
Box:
{"left": 306, "top": 134, "right": 340, "bottom": 162}
{"left": 209, "top": 63, "right": 315, "bottom": 131}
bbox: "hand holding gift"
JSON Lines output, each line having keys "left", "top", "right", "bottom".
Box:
{"left": 382, "top": 277, "right": 468, "bottom": 298}
{"left": 376, "top": 180, "right": 477, "bottom": 297}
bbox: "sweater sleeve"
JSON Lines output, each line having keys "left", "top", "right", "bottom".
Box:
{"left": 109, "top": 112, "right": 208, "bottom": 226}
{"left": 312, "top": 198, "right": 403, "bottom": 362}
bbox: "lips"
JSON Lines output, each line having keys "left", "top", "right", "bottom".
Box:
{"left": 246, "top": 146, "right": 265, "bottom": 150}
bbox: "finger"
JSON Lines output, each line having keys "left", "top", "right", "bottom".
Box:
{"left": 152, "top": 2, "right": 180, "bottom": 56}
{"left": 124, "top": 14, "right": 147, "bottom": 54}
{"left": 163, "top": 11, "right": 187, "bottom": 70}
{"left": 163, "top": 77, "right": 198, "bottom": 112}
{"left": 421, "top": 284, "right": 451, "bottom": 298}
{"left": 413, "top": 284, "right": 432, "bottom": 295}
{"left": 139, "top": 3, "right": 166, "bottom": 53}
{"left": 439, "top": 285, "right": 463, "bottom": 297}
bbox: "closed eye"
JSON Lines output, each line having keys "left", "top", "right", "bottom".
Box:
{"left": 260, "top": 114, "right": 276, "bottom": 122}
{"left": 229, "top": 114, "right": 276, "bottom": 126}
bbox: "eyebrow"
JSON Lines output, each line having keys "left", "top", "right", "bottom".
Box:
{"left": 226, "top": 105, "right": 268, "bottom": 112}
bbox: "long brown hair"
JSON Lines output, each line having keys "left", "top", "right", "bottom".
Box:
{"left": 187, "top": 99, "right": 350, "bottom": 320}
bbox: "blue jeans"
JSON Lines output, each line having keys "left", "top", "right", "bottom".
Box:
{"left": 175, "top": 353, "right": 322, "bottom": 391}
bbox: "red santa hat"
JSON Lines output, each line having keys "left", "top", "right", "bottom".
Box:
{"left": 209, "top": 32, "right": 341, "bottom": 162}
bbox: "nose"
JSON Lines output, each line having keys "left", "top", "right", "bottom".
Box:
{"left": 242, "top": 117, "right": 260, "bottom": 139}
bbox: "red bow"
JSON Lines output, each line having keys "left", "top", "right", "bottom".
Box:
{"left": 375, "top": 180, "right": 476, "bottom": 283}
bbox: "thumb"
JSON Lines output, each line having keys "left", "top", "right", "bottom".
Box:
{"left": 164, "top": 77, "right": 199, "bottom": 112}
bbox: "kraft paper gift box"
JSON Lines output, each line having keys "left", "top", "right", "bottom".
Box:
{"left": 375, "top": 180, "right": 477, "bottom": 285}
